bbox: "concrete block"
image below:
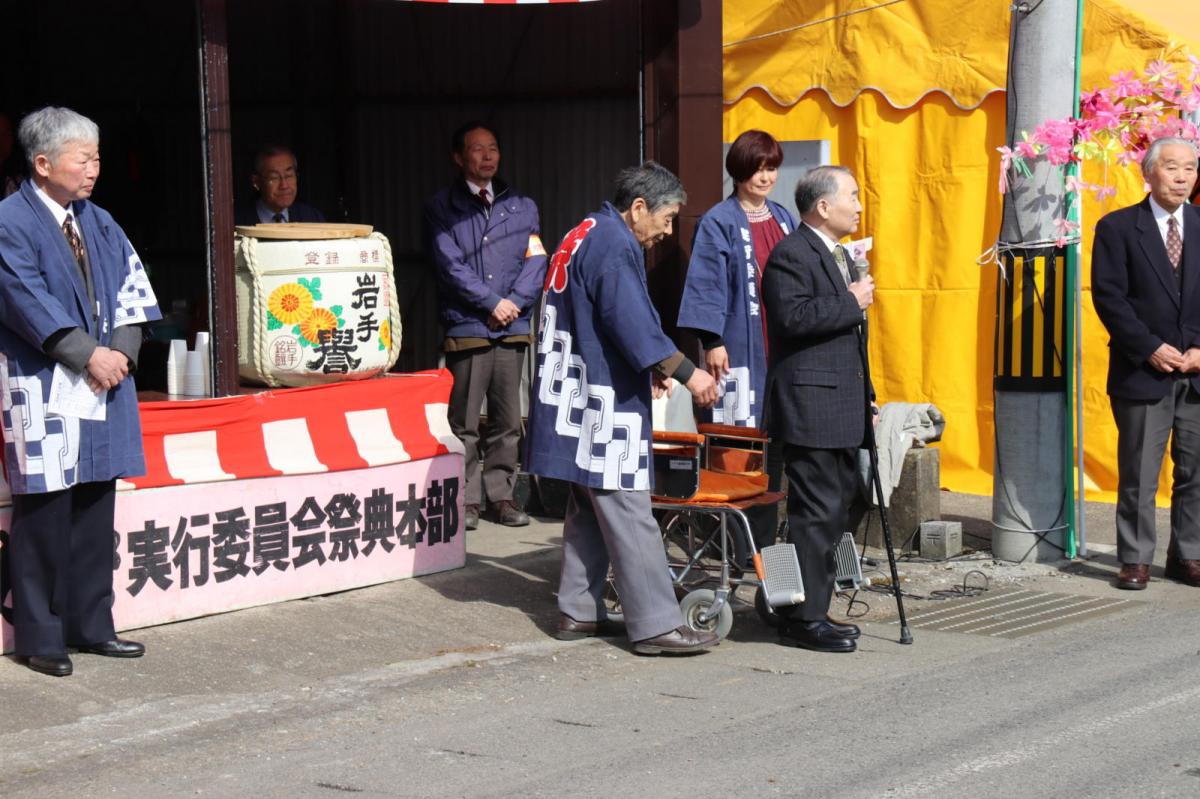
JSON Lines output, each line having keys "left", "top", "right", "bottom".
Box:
{"left": 856, "top": 447, "right": 941, "bottom": 550}
{"left": 920, "top": 520, "right": 963, "bottom": 560}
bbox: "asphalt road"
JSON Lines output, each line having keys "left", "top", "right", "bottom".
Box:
{"left": 2, "top": 497, "right": 1198, "bottom": 798}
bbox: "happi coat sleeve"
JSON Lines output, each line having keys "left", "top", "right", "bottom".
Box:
{"left": 0, "top": 182, "right": 160, "bottom": 494}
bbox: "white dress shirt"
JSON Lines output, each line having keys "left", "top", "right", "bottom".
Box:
{"left": 803, "top": 221, "right": 850, "bottom": 285}
{"left": 33, "top": 183, "right": 80, "bottom": 237}
{"left": 1149, "top": 194, "right": 1186, "bottom": 249}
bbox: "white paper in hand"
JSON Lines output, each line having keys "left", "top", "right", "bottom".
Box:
{"left": 48, "top": 363, "right": 107, "bottom": 421}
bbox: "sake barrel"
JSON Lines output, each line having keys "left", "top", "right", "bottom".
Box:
{"left": 234, "top": 224, "right": 402, "bottom": 387}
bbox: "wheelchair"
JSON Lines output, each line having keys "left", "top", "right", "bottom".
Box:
{"left": 602, "top": 388, "right": 867, "bottom": 641}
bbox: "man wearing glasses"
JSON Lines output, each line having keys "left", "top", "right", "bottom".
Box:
{"left": 236, "top": 144, "right": 325, "bottom": 226}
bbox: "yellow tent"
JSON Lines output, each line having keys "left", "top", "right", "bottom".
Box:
{"left": 723, "top": 0, "right": 1200, "bottom": 501}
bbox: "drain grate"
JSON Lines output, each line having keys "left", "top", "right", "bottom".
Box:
{"left": 892, "top": 588, "right": 1141, "bottom": 639}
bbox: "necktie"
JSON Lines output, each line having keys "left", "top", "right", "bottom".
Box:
{"left": 1167, "top": 215, "right": 1183, "bottom": 271}
{"left": 62, "top": 214, "right": 85, "bottom": 267}
{"left": 833, "top": 245, "right": 851, "bottom": 287}
{"left": 478, "top": 188, "right": 491, "bottom": 210}
{"left": 272, "top": 212, "right": 285, "bottom": 224}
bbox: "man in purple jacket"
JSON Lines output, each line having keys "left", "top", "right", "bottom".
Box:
{"left": 425, "top": 121, "right": 547, "bottom": 530}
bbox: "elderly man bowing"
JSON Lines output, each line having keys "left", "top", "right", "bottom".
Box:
{"left": 0, "top": 107, "right": 160, "bottom": 676}
{"left": 525, "top": 161, "right": 720, "bottom": 655}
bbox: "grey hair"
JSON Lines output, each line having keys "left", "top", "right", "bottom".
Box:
{"left": 612, "top": 161, "right": 686, "bottom": 213}
{"left": 253, "top": 143, "right": 298, "bottom": 176}
{"left": 17, "top": 106, "right": 99, "bottom": 169}
{"left": 1142, "top": 137, "right": 1199, "bottom": 177}
{"left": 794, "top": 165, "right": 853, "bottom": 215}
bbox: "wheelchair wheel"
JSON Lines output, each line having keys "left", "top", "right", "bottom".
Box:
{"left": 754, "top": 585, "right": 784, "bottom": 629}
{"left": 680, "top": 589, "right": 733, "bottom": 640}
{"left": 602, "top": 574, "right": 624, "bottom": 623}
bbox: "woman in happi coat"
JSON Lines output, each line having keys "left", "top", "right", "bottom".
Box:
{"left": 678, "top": 130, "right": 796, "bottom": 430}
{"left": 677, "top": 130, "right": 796, "bottom": 551}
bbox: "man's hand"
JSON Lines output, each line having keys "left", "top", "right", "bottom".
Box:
{"left": 685, "top": 368, "right": 719, "bottom": 409}
{"left": 85, "top": 346, "right": 129, "bottom": 395}
{"left": 1148, "top": 343, "right": 1186, "bottom": 373}
{"left": 849, "top": 274, "right": 875, "bottom": 310}
{"left": 871, "top": 401, "right": 881, "bottom": 428}
{"left": 704, "top": 346, "right": 730, "bottom": 379}
{"left": 487, "top": 298, "right": 521, "bottom": 331}
{"left": 1181, "top": 347, "right": 1200, "bottom": 374}
{"left": 652, "top": 374, "right": 675, "bottom": 400}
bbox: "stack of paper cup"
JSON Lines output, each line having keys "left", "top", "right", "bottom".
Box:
{"left": 167, "top": 339, "right": 188, "bottom": 395}
{"left": 183, "top": 350, "right": 206, "bottom": 397}
{"left": 194, "top": 332, "right": 211, "bottom": 397}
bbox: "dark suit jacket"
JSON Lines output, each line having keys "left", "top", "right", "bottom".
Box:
{"left": 1092, "top": 197, "right": 1200, "bottom": 401}
{"left": 761, "top": 223, "right": 871, "bottom": 449}
{"left": 233, "top": 199, "right": 326, "bottom": 227}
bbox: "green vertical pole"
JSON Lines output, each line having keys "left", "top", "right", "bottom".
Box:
{"left": 1062, "top": 0, "right": 1085, "bottom": 559}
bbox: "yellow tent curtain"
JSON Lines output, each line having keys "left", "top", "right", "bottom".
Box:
{"left": 724, "top": 0, "right": 1200, "bottom": 501}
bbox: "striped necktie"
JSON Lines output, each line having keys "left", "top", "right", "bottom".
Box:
{"left": 1167, "top": 215, "right": 1182, "bottom": 271}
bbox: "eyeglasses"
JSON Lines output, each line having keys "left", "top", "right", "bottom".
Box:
{"left": 259, "top": 168, "right": 298, "bottom": 186}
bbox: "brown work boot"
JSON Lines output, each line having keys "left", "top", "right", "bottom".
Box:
{"left": 492, "top": 499, "right": 529, "bottom": 527}
{"left": 632, "top": 626, "right": 718, "bottom": 655}
{"left": 1115, "top": 563, "right": 1149, "bottom": 590}
{"left": 1164, "top": 555, "right": 1200, "bottom": 587}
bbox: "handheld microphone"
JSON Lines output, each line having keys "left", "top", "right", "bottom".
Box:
{"left": 854, "top": 256, "right": 870, "bottom": 282}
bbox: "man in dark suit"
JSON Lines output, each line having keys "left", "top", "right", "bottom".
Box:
{"left": 761, "top": 165, "right": 875, "bottom": 653}
{"left": 1092, "top": 137, "right": 1200, "bottom": 590}
{"left": 234, "top": 144, "right": 325, "bottom": 226}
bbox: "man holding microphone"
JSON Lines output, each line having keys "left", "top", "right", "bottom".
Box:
{"left": 762, "top": 165, "right": 874, "bottom": 654}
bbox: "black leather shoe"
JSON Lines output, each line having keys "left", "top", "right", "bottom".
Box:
{"left": 464, "top": 504, "right": 480, "bottom": 531}
{"left": 632, "top": 626, "right": 718, "bottom": 655}
{"left": 74, "top": 638, "right": 145, "bottom": 658}
{"left": 825, "top": 618, "right": 861, "bottom": 639}
{"left": 779, "top": 620, "right": 857, "bottom": 653}
{"left": 555, "top": 614, "right": 627, "bottom": 641}
{"left": 27, "top": 654, "right": 73, "bottom": 676}
{"left": 492, "top": 499, "right": 530, "bottom": 527}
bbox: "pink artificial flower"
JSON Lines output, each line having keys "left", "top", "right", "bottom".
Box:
{"left": 1109, "top": 70, "right": 1146, "bottom": 98}
{"left": 1052, "top": 217, "right": 1080, "bottom": 248}
{"left": 1181, "top": 85, "right": 1200, "bottom": 115}
{"left": 996, "top": 145, "right": 1014, "bottom": 194}
{"left": 1144, "top": 60, "right": 1175, "bottom": 84}
{"left": 1032, "top": 119, "right": 1076, "bottom": 165}
{"left": 1016, "top": 139, "right": 1039, "bottom": 159}
{"left": 1095, "top": 185, "right": 1118, "bottom": 201}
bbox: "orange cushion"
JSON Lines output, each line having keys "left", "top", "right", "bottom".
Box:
{"left": 656, "top": 468, "right": 768, "bottom": 503}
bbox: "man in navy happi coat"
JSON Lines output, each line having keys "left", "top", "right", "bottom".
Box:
{"left": 525, "top": 162, "right": 720, "bottom": 655}
{"left": 0, "top": 107, "right": 160, "bottom": 676}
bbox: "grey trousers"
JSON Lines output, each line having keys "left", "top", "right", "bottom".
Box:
{"left": 446, "top": 342, "right": 526, "bottom": 506}
{"left": 1112, "top": 379, "right": 1200, "bottom": 564}
{"left": 558, "top": 483, "right": 682, "bottom": 642}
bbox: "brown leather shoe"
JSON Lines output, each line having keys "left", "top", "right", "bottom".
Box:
{"left": 1116, "top": 563, "right": 1149, "bottom": 590}
{"left": 632, "top": 626, "right": 718, "bottom": 655}
{"left": 555, "top": 614, "right": 627, "bottom": 641}
{"left": 492, "top": 499, "right": 529, "bottom": 527}
{"left": 1164, "top": 555, "right": 1200, "bottom": 587}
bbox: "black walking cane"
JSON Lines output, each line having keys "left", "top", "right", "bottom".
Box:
{"left": 854, "top": 258, "right": 913, "bottom": 645}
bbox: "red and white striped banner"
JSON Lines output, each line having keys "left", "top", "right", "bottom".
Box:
{"left": 125, "top": 370, "right": 460, "bottom": 491}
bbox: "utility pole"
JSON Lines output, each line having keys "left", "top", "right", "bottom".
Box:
{"left": 992, "top": 0, "right": 1080, "bottom": 562}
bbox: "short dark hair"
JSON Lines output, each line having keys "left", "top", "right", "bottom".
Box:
{"left": 612, "top": 161, "right": 687, "bottom": 213}
{"left": 794, "top": 165, "right": 852, "bottom": 216}
{"left": 253, "top": 144, "right": 297, "bottom": 176}
{"left": 452, "top": 121, "right": 499, "bottom": 154}
{"left": 725, "top": 130, "right": 783, "bottom": 184}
